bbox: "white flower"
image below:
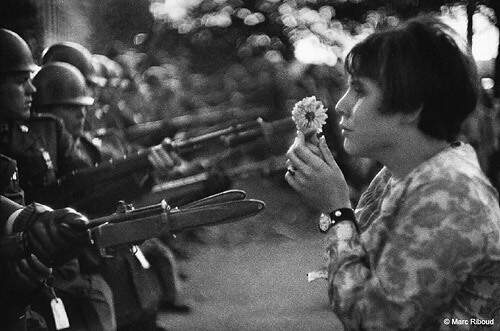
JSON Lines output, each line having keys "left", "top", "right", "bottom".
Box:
{"left": 291, "top": 96, "right": 328, "bottom": 134}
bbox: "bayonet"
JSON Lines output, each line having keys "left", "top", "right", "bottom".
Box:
{"left": 179, "top": 189, "right": 246, "bottom": 209}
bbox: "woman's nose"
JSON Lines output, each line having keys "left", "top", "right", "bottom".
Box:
{"left": 335, "top": 92, "right": 350, "bottom": 116}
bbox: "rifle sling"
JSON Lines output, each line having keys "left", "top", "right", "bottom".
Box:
{"left": 180, "top": 189, "right": 246, "bottom": 209}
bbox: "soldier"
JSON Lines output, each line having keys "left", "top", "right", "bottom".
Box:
{"left": 42, "top": 42, "right": 136, "bottom": 133}
{"left": 31, "top": 60, "right": 186, "bottom": 331}
{"left": 0, "top": 30, "right": 88, "bottom": 205}
{"left": 31, "top": 60, "right": 178, "bottom": 213}
{"left": 92, "top": 53, "right": 139, "bottom": 130}
{"left": 0, "top": 194, "right": 93, "bottom": 331}
{"left": 0, "top": 28, "right": 116, "bottom": 331}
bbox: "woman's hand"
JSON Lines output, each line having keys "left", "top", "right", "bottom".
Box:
{"left": 285, "top": 132, "right": 351, "bottom": 213}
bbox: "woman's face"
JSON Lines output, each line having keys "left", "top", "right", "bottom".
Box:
{"left": 335, "top": 75, "right": 402, "bottom": 159}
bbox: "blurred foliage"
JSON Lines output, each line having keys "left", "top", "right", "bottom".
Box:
{"left": 0, "top": 0, "right": 43, "bottom": 56}
{"left": 143, "top": 0, "right": 497, "bottom": 71}
{"left": 80, "top": 1, "right": 497, "bottom": 71}
{"left": 87, "top": 0, "right": 155, "bottom": 56}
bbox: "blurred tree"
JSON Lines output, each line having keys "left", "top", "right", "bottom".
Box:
{"left": 0, "top": 0, "right": 43, "bottom": 57}
{"left": 87, "top": 0, "right": 154, "bottom": 55}
{"left": 146, "top": 0, "right": 497, "bottom": 70}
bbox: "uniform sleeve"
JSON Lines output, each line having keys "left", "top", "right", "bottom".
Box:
{"left": 326, "top": 178, "right": 490, "bottom": 330}
{"left": 0, "top": 196, "right": 23, "bottom": 233}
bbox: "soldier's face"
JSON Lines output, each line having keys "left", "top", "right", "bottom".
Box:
{"left": 0, "top": 72, "right": 36, "bottom": 121}
{"left": 51, "top": 105, "right": 87, "bottom": 136}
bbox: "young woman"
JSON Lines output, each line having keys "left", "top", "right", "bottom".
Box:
{"left": 286, "top": 16, "right": 500, "bottom": 330}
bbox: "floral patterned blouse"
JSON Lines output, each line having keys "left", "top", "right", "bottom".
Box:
{"left": 325, "top": 142, "right": 500, "bottom": 330}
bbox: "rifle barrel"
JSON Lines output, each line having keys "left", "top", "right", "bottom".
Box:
{"left": 52, "top": 117, "right": 292, "bottom": 208}
{"left": 88, "top": 200, "right": 168, "bottom": 228}
{"left": 168, "top": 120, "right": 260, "bottom": 154}
{"left": 223, "top": 117, "right": 294, "bottom": 147}
{"left": 125, "top": 106, "right": 269, "bottom": 143}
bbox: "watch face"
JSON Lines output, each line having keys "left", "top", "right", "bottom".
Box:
{"left": 319, "top": 213, "right": 331, "bottom": 232}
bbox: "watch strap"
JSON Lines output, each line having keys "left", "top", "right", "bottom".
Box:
{"left": 319, "top": 208, "right": 358, "bottom": 233}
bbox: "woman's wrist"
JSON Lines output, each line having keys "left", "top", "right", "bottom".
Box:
{"left": 325, "top": 198, "right": 352, "bottom": 214}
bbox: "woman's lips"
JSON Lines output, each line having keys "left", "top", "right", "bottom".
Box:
{"left": 341, "top": 126, "right": 352, "bottom": 135}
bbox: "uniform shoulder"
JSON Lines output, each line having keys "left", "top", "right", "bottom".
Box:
{"left": 0, "top": 153, "right": 16, "bottom": 163}
{"left": 30, "top": 112, "right": 64, "bottom": 124}
{"left": 29, "top": 112, "right": 65, "bottom": 130}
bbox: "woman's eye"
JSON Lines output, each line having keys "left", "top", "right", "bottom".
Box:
{"left": 351, "top": 86, "right": 364, "bottom": 96}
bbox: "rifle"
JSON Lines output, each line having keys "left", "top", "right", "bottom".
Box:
{"left": 0, "top": 190, "right": 265, "bottom": 264}
{"left": 39, "top": 117, "right": 294, "bottom": 208}
{"left": 151, "top": 154, "right": 288, "bottom": 196}
{"left": 123, "top": 106, "right": 270, "bottom": 145}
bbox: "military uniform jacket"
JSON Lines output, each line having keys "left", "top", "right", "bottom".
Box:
{"left": 0, "top": 113, "right": 88, "bottom": 206}
{"left": 72, "top": 134, "right": 165, "bottom": 328}
{"left": 0, "top": 116, "right": 116, "bottom": 331}
{"left": 71, "top": 132, "right": 151, "bottom": 216}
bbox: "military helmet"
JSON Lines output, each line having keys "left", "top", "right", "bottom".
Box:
{"left": 0, "top": 28, "right": 38, "bottom": 73}
{"left": 32, "top": 62, "right": 94, "bottom": 108}
{"left": 41, "top": 42, "right": 106, "bottom": 87}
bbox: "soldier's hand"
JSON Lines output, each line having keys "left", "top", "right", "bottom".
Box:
{"left": 8, "top": 254, "right": 52, "bottom": 292}
{"left": 23, "top": 205, "right": 91, "bottom": 266}
{"left": 148, "top": 145, "right": 176, "bottom": 171}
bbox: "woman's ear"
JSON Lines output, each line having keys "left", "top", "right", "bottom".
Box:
{"left": 399, "top": 105, "right": 422, "bottom": 125}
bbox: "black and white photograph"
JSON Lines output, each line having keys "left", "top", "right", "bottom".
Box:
{"left": 0, "top": 0, "right": 499, "bottom": 330}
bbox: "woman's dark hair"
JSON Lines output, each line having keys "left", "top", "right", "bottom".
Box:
{"left": 345, "top": 15, "right": 479, "bottom": 141}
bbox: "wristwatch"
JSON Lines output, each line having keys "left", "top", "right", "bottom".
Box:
{"left": 319, "top": 208, "right": 358, "bottom": 233}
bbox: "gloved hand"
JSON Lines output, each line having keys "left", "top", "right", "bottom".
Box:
{"left": 166, "top": 158, "right": 206, "bottom": 179}
{"left": 6, "top": 253, "right": 52, "bottom": 293}
{"left": 148, "top": 144, "right": 177, "bottom": 172}
{"left": 19, "top": 204, "right": 91, "bottom": 267}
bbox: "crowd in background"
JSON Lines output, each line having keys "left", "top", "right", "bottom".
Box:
{"left": 83, "top": 41, "right": 500, "bottom": 200}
